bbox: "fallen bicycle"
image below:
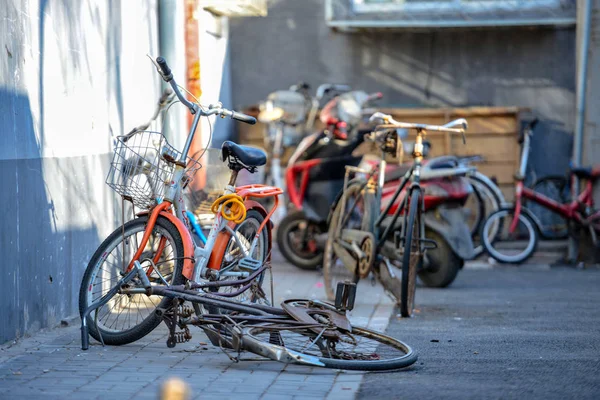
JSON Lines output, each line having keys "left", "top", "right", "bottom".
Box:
{"left": 81, "top": 261, "right": 417, "bottom": 371}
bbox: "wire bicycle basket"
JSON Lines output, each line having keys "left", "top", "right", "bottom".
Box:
{"left": 106, "top": 131, "right": 202, "bottom": 209}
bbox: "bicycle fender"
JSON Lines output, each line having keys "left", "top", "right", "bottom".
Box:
{"left": 243, "top": 200, "right": 273, "bottom": 261}
{"left": 137, "top": 210, "right": 196, "bottom": 280}
{"left": 424, "top": 207, "right": 475, "bottom": 260}
{"left": 207, "top": 200, "right": 274, "bottom": 271}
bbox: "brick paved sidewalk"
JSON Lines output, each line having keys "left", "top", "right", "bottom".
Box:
{"left": 0, "top": 252, "right": 395, "bottom": 400}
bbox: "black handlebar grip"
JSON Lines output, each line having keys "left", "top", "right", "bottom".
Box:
{"left": 156, "top": 57, "right": 173, "bottom": 82}
{"left": 529, "top": 118, "right": 539, "bottom": 130}
{"left": 232, "top": 111, "right": 257, "bottom": 125}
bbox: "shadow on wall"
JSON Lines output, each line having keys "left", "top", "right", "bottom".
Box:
{"left": 229, "top": 0, "right": 576, "bottom": 183}
{"left": 0, "top": 89, "right": 99, "bottom": 343}
{"left": 0, "top": 0, "right": 121, "bottom": 343}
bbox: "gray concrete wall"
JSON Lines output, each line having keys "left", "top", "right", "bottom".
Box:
{"left": 229, "top": 0, "right": 576, "bottom": 177}
{"left": 0, "top": 0, "right": 160, "bottom": 343}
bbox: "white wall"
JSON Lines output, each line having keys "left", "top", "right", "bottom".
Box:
{"left": 0, "top": 0, "right": 161, "bottom": 342}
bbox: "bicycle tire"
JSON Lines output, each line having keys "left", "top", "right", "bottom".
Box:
{"left": 243, "top": 324, "right": 417, "bottom": 371}
{"left": 527, "top": 176, "right": 570, "bottom": 239}
{"left": 480, "top": 206, "right": 538, "bottom": 264}
{"left": 276, "top": 210, "right": 324, "bottom": 270}
{"left": 208, "top": 209, "right": 270, "bottom": 314}
{"left": 323, "top": 180, "right": 367, "bottom": 301}
{"left": 400, "top": 188, "right": 421, "bottom": 318}
{"left": 78, "top": 216, "right": 185, "bottom": 345}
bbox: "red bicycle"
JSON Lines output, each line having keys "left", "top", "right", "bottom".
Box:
{"left": 480, "top": 119, "right": 600, "bottom": 264}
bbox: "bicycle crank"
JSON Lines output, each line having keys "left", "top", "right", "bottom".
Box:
{"left": 358, "top": 236, "right": 375, "bottom": 279}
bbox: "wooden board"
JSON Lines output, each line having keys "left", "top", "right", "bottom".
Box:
{"left": 239, "top": 106, "right": 524, "bottom": 202}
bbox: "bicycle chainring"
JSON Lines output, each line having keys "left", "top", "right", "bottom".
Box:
{"left": 358, "top": 236, "right": 375, "bottom": 279}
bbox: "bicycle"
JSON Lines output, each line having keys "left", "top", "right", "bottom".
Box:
{"left": 480, "top": 119, "right": 600, "bottom": 264}
{"left": 81, "top": 261, "right": 417, "bottom": 371}
{"left": 323, "top": 112, "right": 468, "bottom": 317}
{"left": 78, "top": 56, "right": 283, "bottom": 345}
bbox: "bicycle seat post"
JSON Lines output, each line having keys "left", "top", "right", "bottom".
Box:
{"left": 228, "top": 169, "right": 239, "bottom": 187}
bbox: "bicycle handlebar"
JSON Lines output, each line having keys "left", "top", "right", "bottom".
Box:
{"left": 369, "top": 112, "right": 467, "bottom": 141}
{"left": 528, "top": 118, "right": 539, "bottom": 131}
{"left": 153, "top": 56, "right": 255, "bottom": 125}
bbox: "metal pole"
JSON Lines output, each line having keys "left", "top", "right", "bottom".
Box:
{"left": 573, "top": 0, "right": 592, "bottom": 174}
{"left": 569, "top": 0, "right": 592, "bottom": 263}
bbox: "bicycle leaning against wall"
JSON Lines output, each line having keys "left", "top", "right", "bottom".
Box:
{"left": 480, "top": 119, "right": 600, "bottom": 264}
{"left": 79, "top": 56, "right": 283, "bottom": 346}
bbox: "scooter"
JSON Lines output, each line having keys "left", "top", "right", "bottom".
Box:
{"left": 258, "top": 83, "right": 350, "bottom": 223}
{"left": 276, "top": 90, "right": 381, "bottom": 269}
{"left": 277, "top": 93, "right": 474, "bottom": 286}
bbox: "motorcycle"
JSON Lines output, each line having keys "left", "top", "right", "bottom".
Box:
{"left": 277, "top": 93, "right": 474, "bottom": 286}
{"left": 276, "top": 90, "right": 380, "bottom": 269}
{"left": 257, "top": 83, "right": 350, "bottom": 223}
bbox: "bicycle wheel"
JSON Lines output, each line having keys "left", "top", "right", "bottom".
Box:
{"left": 208, "top": 209, "right": 270, "bottom": 313}
{"left": 527, "top": 176, "right": 570, "bottom": 239}
{"left": 323, "top": 180, "right": 368, "bottom": 301}
{"left": 79, "top": 216, "right": 185, "bottom": 345}
{"left": 243, "top": 324, "right": 417, "bottom": 371}
{"left": 400, "top": 188, "right": 421, "bottom": 318}
{"left": 480, "top": 207, "right": 538, "bottom": 264}
{"left": 468, "top": 173, "right": 503, "bottom": 257}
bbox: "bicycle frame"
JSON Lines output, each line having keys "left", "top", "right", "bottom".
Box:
{"left": 121, "top": 62, "right": 283, "bottom": 285}
{"left": 130, "top": 165, "right": 283, "bottom": 282}
{"left": 511, "top": 178, "right": 599, "bottom": 234}
{"left": 336, "top": 130, "right": 426, "bottom": 250}
{"left": 509, "top": 126, "right": 600, "bottom": 234}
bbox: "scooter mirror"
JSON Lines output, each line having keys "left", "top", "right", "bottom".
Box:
{"left": 258, "top": 101, "right": 285, "bottom": 123}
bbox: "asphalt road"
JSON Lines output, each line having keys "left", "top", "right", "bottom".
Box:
{"left": 358, "top": 267, "right": 600, "bottom": 400}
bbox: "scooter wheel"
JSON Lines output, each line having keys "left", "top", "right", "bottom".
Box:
{"left": 276, "top": 211, "right": 324, "bottom": 270}
{"left": 418, "top": 229, "right": 463, "bottom": 288}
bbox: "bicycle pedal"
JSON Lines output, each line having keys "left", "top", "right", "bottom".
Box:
{"left": 334, "top": 281, "right": 357, "bottom": 312}
{"left": 269, "top": 331, "right": 284, "bottom": 347}
{"left": 238, "top": 257, "right": 262, "bottom": 271}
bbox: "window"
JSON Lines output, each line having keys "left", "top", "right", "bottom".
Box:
{"left": 326, "top": 0, "right": 576, "bottom": 28}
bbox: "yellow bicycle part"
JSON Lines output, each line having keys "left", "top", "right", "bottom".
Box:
{"left": 210, "top": 193, "right": 247, "bottom": 224}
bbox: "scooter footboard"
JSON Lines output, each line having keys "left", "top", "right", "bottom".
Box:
{"left": 424, "top": 206, "right": 475, "bottom": 260}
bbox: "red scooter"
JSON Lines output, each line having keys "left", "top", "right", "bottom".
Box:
{"left": 277, "top": 92, "right": 474, "bottom": 285}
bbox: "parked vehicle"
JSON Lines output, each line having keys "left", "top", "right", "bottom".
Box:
{"left": 258, "top": 82, "right": 350, "bottom": 220}
{"left": 323, "top": 113, "right": 472, "bottom": 317}
{"left": 79, "top": 56, "right": 280, "bottom": 345}
{"left": 276, "top": 90, "right": 382, "bottom": 269}
{"left": 418, "top": 155, "right": 505, "bottom": 257}
{"left": 480, "top": 119, "right": 600, "bottom": 264}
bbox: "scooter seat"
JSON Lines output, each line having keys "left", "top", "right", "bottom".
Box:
{"left": 221, "top": 141, "right": 267, "bottom": 168}
{"left": 425, "top": 156, "right": 459, "bottom": 169}
{"left": 571, "top": 165, "right": 600, "bottom": 180}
